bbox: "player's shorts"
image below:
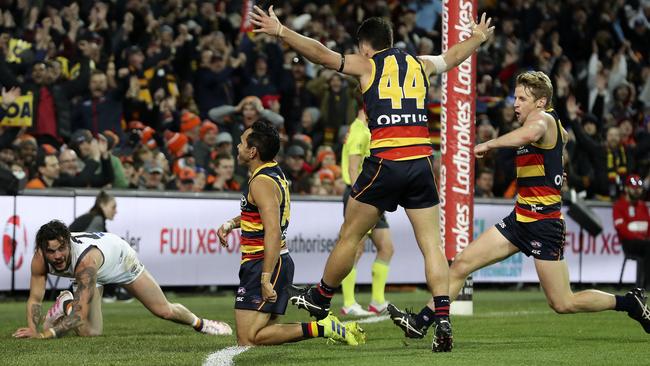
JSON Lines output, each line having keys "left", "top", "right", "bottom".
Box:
{"left": 350, "top": 155, "right": 439, "bottom": 212}
{"left": 344, "top": 185, "right": 389, "bottom": 229}
{"left": 235, "top": 253, "right": 294, "bottom": 315}
{"left": 495, "top": 210, "right": 566, "bottom": 261}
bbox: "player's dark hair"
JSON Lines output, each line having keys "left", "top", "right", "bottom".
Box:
{"left": 356, "top": 17, "right": 393, "bottom": 50}
{"left": 247, "top": 120, "right": 280, "bottom": 162}
{"left": 35, "top": 220, "right": 71, "bottom": 253}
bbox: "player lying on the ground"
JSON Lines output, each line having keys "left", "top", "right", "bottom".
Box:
{"left": 217, "top": 120, "right": 365, "bottom": 346}
{"left": 12, "top": 220, "right": 232, "bottom": 339}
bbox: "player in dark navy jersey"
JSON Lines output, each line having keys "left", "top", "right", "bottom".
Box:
{"left": 251, "top": 7, "right": 494, "bottom": 351}
{"left": 217, "top": 120, "right": 365, "bottom": 346}
{"left": 448, "top": 71, "right": 650, "bottom": 335}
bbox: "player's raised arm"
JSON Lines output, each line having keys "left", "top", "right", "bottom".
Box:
{"left": 50, "top": 250, "right": 101, "bottom": 337}
{"left": 250, "top": 176, "right": 282, "bottom": 303}
{"left": 418, "top": 13, "right": 494, "bottom": 77}
{"left": 250, "top": 6, "right": 372, "bottom": 77}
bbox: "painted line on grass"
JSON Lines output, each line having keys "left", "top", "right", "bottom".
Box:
{"left": 203, "top": 346, "right": 251, "bottom": 366}
{"left": 345, "top": 314, "right": 390, "bottom": 324}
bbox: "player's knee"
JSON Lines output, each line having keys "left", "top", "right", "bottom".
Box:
{"left": 237, "top": 331, "right": 258, "bottom": 346}
{"left": 449, "top": 256, "right": 472, "bottom": 278}
{"left": 548, "top": 300, "right": 574, "bottom": 314}
{"left": 377, "top": 242, "right": 394, "bottom": 260}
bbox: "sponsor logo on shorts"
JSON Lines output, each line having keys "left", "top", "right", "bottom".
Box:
{"left": 530, "top": 240, "right": 542, "bottom": 249}
{"left": 236, "top": 296, "right": 244, "bottom": 302}
{"left": 498, "top": 221, "right": 506, "bottom": 228}
{"left": 531, "top": 250, "right": 541, "bottom": 255}
{"left": 237, "top": 287, "right": 246, "bottom": 295}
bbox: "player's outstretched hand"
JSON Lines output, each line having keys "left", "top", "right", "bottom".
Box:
{"left": 474, "top": 142, "right": 490, "bottom": 158}
{"left": 12, "top": 327, "right": 39, "bottom": 339}
{"left": 471, "top": 13, "right": 495, "bottom": 42}
{"left": 250, "top": 5, "right": 283, "bottom": 37}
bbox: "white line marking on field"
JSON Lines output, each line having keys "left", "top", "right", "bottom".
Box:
{"left": 344, "top": 314, "right": 390, "bottom": 324}
{"left": 476, "top": 310, "right": 549, "bottom": 317}
{"left": 203, "top": 346, "right": 251, "bottom": 366}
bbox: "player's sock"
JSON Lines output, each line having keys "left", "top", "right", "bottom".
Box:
{"left": 614, "top": 295, "right": 635, "bottom": 312}
{"left": 301, "top": 321, "right": 325, "bottom": 338}
{"left": 192, "top": 316, "right": 204, "bottom": 331}
{"left": 415, "top": 305, "right": 436, "bottom": 329}
{"left": 371, "top": 260, "right": 390, "bottom": 304}
{"left": 341, "top": 267, "right": 358, "bottom": 308}
{"left": 313, "top": 279, "right": 336, "bottom": 306}
{"left": 433, "top": 296, "right": 451, "bottom": 318}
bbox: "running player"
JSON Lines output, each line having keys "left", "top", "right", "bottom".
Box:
{"left": 250, "top": 6, "right": 494, "bottom": 352}
{"left": 217, "top": 120, "right": 365, "bottom": 346}
{"left": 13, "top": 220, "right": 232, "bottom": 339}
{"left": 447, "top": 71, "right": 650, "bottom": 334}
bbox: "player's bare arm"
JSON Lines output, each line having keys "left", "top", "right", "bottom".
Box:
{"left": 51, "top": 250, "right": 102, "bottom": 337}
{"left": 250, "top": 176, "right": 282, "bottom": 303}
{"left": 419, "top": 13, "right": 494, "bottom": 77}
{"left": 12, "top": 251, "right": 47, "bottom": 338}
{"left": 475, "top": 112, "right": 548, "bottom": 158}
{"left": 249, "top": 6, "right": 372, "bottom": 80}
{"left": 218, "top": 216, "right": 241, "bottom": 247}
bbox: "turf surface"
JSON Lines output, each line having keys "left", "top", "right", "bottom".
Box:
{"left": 1, "top": 288, "right": 648, "bottom": 365}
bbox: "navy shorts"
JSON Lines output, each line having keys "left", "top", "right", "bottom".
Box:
{"left": 235, "top": 253, "right": 294, "bottom": 314}
{"left": 344, "top": 185, "right": 389, "bottom": 229}
{"left": 350, "top": 156, "right": 439, "bottom": 212}
{"left": 495, "top": 210, "right": 566, "bottom": 260}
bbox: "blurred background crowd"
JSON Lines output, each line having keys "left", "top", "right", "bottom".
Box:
{"left": 0, "top": 0, "right": 648, "bottom": 202}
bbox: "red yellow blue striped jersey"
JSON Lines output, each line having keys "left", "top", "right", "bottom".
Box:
{"left": 240, "top": 162, "right": 290, "bottom": 263}
{"left": 514, "top": 109, "right": 565, "bottom": 222}
{"left": 363, "top": 48, "right": 432, "bottom": 161}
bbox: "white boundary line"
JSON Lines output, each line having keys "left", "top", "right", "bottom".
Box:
{"left": 203, "top": 346, "right": 251, "bottom": 366}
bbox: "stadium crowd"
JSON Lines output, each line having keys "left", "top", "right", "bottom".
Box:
{"left": 0, "top": 0, "right": 648, "bottom": 202}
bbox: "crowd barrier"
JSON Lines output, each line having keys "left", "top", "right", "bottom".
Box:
{"left": 0, "top": 190, "right": 641, "bottom": 291}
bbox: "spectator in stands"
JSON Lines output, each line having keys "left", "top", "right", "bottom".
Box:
{"left": 215, "top": 132, "right": 234, "bottom": 157}
{"left": 613, "top": 175, "right": 650, "bottom": 289}
{"left": 68, "top": 129, "right": 114, "bottom": 188}
{"left": 175, "top": 167, "right": 196, "bottom": 192}
{"left": 72, "top": 70, "right": 124, "bottom": 137}
{"left": 26, "top": 152, "right": 59, "bottom": 189}
{"left": 194, "top": 48, "right": 244, "bottom": 119}
{"left": 15, "top": 136, "right": 38, "bottom": 180}
{"left": 475, "top": 168, "right": 495, "bottom": 198}
{"left": 308, "top": 71, "right": 358, "bottom": 146}
{"left": 297, "top": 107, "right": 324, "bottom": 153}
{"left": 100, "top": 131, "right": 128, "bottom": 189}
{"left": 207, "top": 154, "right": 241, "bottom": 192}
{"left": 280, "top": 56, "right": 317, "bottom": 136}
{"left": 193, "top": 121, "right": 219, "bottom": 169}
{"left": 281, "top": 145, "right": 310, "bottom": 194}
{"left": 180, "top": 112, "right": 201, "bottom": 143}
{"left": 208, "top": 95, "right": 284, "bottom": 151}
{"left": 139, "top": 161, "right": 165, "bottom": 190}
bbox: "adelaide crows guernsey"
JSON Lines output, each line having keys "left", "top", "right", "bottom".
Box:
{"left": 363, "top": 48, "right": 432, "bottom": 161}
{"left": 240, "top": 162, "right": 290, "bottom": 263}
{"left": 514, "top": 109, "right": 565, "bottom": 222}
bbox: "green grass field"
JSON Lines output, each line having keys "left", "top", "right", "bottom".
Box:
{"left": 1, "top": 288, "right": 649, "bottom": 365}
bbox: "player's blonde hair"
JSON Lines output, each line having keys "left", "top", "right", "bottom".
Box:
{"left": 515, "top": 71, "right": 553, "bottom": 108}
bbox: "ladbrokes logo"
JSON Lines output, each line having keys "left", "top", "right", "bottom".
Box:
{"left": 2, "top": 215, "right": 28, "bottom": 270}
